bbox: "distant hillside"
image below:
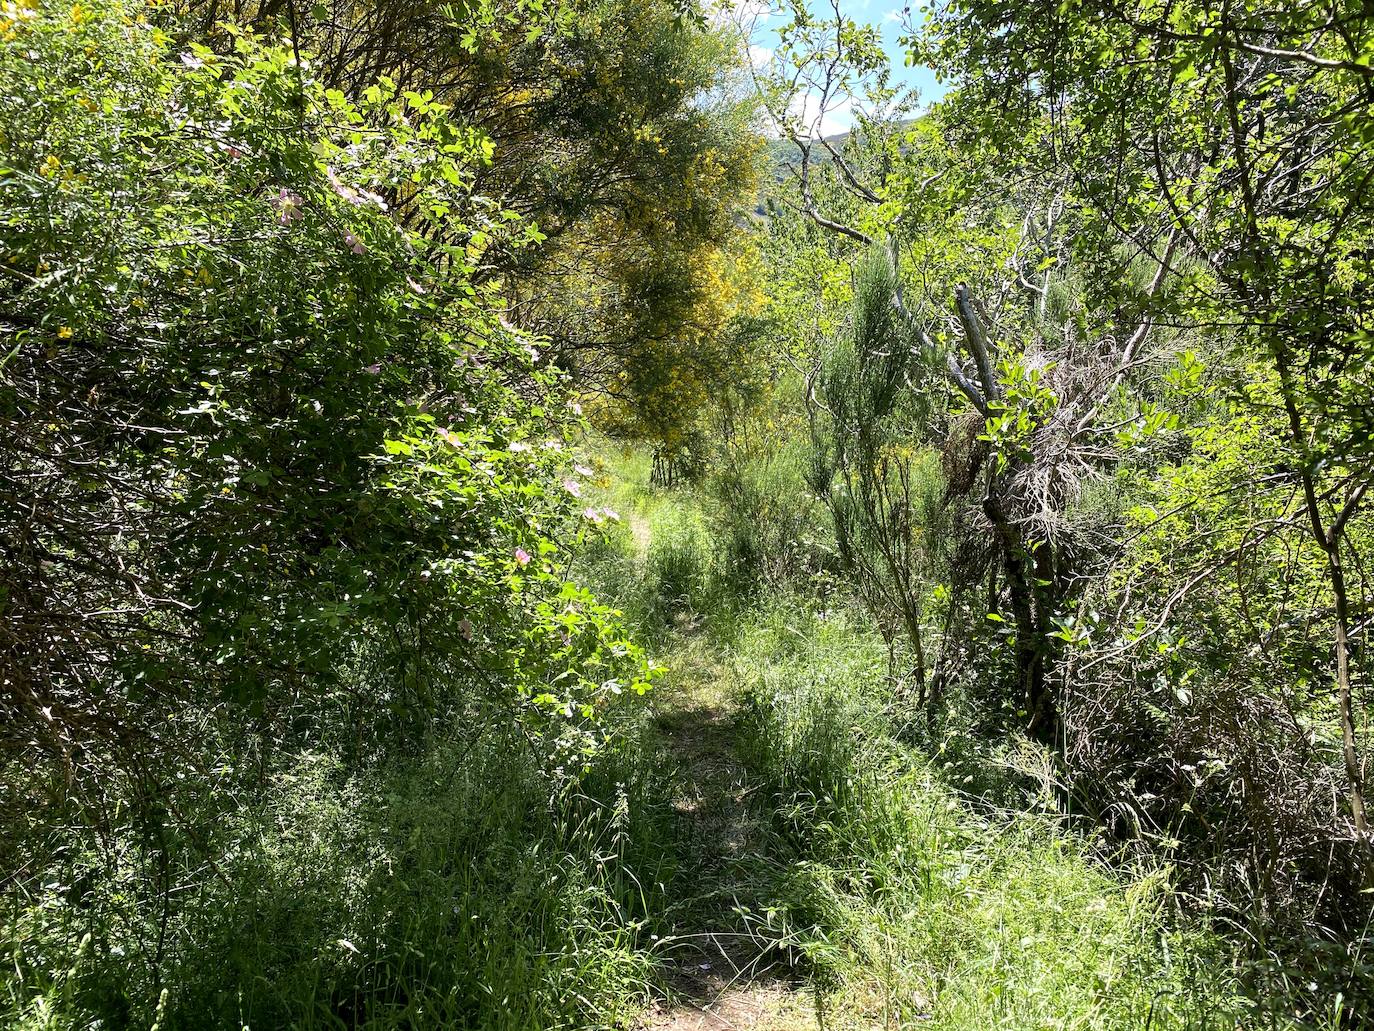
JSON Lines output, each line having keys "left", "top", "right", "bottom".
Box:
{"left": 764, "top": 129, "right": 851, "bottom": 182}
{"left": 756, "top": 118, "right": 919, "bottom": 215}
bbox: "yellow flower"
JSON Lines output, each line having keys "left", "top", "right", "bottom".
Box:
{"left": 56, "top": 326, "right": 73, "bottom": 339}
{"left": 39, "top": 154, "right": 60, "bottom": 177}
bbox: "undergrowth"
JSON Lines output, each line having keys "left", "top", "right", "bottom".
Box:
{"left": 3, "top": 440, "right": 1300, "bottom": 1029}
{"left": 3, "top": 713, "right": 675, "bottom": 1031}
{"left": 577, "top": 438, "right": 1269, "bottom": 1031}
{"left": 732, "top": 599, "right": 1252, "bottom": 1029}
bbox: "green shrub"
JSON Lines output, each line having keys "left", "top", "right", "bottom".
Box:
{"left": 0, "top": 6, "right": 656, "bottom": 1027}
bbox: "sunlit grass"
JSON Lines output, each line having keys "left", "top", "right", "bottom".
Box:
{"left": 576, "top": 442, "right": 1255, "bottom": 1029}
{"left": 5, "top": 441, "right": 1273, "bottom": 1030}
{"left": 731, "top": 598, "right": 1251, "bottom": 1030}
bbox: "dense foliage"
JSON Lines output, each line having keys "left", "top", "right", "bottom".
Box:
{"left": 0, "top": 0, "right": 671, "bottom": 1024}
{"left": 741, "top": 0, "right": 1374, "bottom": 1019}
{"left": 2, "top": 0, "right": 651, "bottom": 757}
{"left": 4, "top": 0, "right": 1373, "bottom": 1025}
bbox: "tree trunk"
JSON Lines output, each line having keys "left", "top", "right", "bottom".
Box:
{"left": 983, "top": 487, "right": 1057, "bottom": 743}
{"left": 1327, "top": 534, "right": 1371, "bottom": 880}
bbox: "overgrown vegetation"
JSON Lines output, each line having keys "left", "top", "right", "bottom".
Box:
{"left": 3, "top": 0, "right": 1372, "bottom": 1026}
{"left": 575, "top": 449, "right": 1258, "bottom": 1029}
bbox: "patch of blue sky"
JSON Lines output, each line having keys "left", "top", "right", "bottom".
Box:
{"left": 734, "top": 0, "right": 947, "bottom": 136}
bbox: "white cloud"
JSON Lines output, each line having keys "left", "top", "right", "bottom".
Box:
{"left": 748, "top": 44, "right": 774, "bottom": 68}
{"left": 773, "top": 91, "right": 855, "bottom": 139}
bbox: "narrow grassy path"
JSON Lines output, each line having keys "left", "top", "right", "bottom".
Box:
{"left": 640, "top": 643, "right": 814, "bottom": 1031}
{"left": 613, "top": 470, "right": 817, "bottom": 1028}
{"left": 593, "top": 451, "right": 1241, "bottom": 1030}
{"left": 616, "top": 477, "right": 814, "bottom": 1026}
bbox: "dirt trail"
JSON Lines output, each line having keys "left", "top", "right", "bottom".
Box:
{"left": 616, "top": 486, "right": 816, "bottom": 1030}
{"left": 638, "top": 650, "right": 817, "bottom": 1031}
{"left": 628, "top": 510, "right": 653, "bottom": 561}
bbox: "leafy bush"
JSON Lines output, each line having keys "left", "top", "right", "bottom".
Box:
{"left": 0, "top": 2, "right": 655, "bottom": 1024}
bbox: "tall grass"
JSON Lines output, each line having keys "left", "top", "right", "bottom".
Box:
{"left": 5, "top": 439, "right": 1294, "bottom": 1030}
{"left": 3, "top": 710, "right": 677, "bottom": 1030}
{"left": 577, "top": 439, "right": 1261, "bottom": 1029}
{"left": 730, "top": 598, "right": 1254, "bottom": 1030}
{"left": 576, "top": 440, "right": 730, "bottom": 639}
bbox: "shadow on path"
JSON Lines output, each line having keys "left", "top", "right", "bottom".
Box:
{"left": 639, "top": 649, "right": 818, "bottom": 1031}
